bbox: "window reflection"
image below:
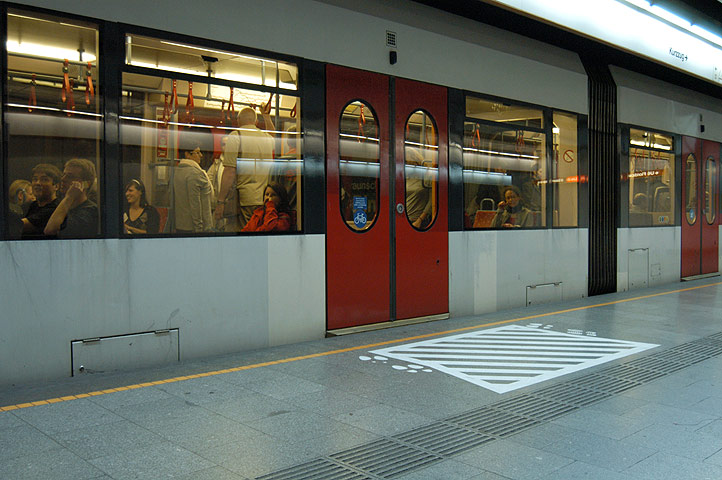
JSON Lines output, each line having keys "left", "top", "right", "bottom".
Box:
{"left": 5, "top": 10, "right": 101, "bottom": 239}
{"left": 339, "top": 101, "right": 379, "bottom": 232}
{"left": 552, "top": 112, "right": 578, "bottom": 227}
{"left": 463, "top": 122, "right": 546, "bottom": 228}
{"left": 685, "top": 153, "right": 697, "bottom": 226}
{"left": 405, "top": 110, "right": 438, "bottom": 230}
{"left": 627, "top": 129, "right": 675, "bottom": 227}
{"left": 705, "top": 157, "right": 716, "bottom": 225}
{"left": 120, "top": 73, "right": 301, "bottom": 234}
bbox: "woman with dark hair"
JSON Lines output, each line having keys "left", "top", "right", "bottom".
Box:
{"left": 491, "top": 185, "right": 533, "bottom": 228}
{"left": 241, "top": 182, "right": 291, "bottom": 232}
{"left": 123, "top": 179, "right": 160, "bottom": 234}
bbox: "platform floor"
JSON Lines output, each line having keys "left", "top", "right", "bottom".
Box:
{"left": 2, "top": 278, "right": 722, "bottom": 479}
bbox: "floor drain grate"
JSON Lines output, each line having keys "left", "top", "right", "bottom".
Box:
{"left": 489, "top": 394, "right": 578, "bottom": 421}
{"left": 679, "top": 340, "right": 722, "bottom": 357}
{"left": 330, "top": 438, "right": 441, "bottom": 479}
{"left": 393, "top": 422, "right": 495, "bottom": 456}
{"left": 531, "top": 383, "right": 612, "bottom": 406}
{"left": 256, "top": 458, "right": 373, "bottom": 480}
{"left": 446, "top": 407, "right": 541, "bottom": 437}
{"left": 568, "top": 374, "right": 639, "bottom": 393}
{"left": 596, "top": 364, "right": 667, "bottom": 383}
{"left": 648, "top": 349, "right": 708, "bottom": 365}
{"left": 665, "top": 344, "right": 721, "bottom": 360}
{"left": 706, "top": 332, "right": 722, "bottom": 342}
{"left": 623, "top": 356, "right": 688, "bottom": 374}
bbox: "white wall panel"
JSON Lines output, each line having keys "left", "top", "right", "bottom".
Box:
{"left": 449, "top": 229, "right": 588, "bottom": 317}
{"left": 613, "top": 67, "right": 722, "bottom": 140}
{"left": 15, "top": 0, "right": 588, "bottom": 113}
{"left": 616, "top": 227, "right": 681, "bottom": 292}
{"left": 0, "top": 235, "right": 325, "bottom": 385}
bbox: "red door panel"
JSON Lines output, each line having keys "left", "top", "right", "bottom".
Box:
{"left": 394, "top": 79, "right": 448, "bottom": 320}
{"left": 681, "top": 136, "right": 701, "bottom": 278}
{"left": 326, "top": 65, "right": 390, "bottom": 329}
{"left": 701, "top": 140, "right": 719, "bottom": 274}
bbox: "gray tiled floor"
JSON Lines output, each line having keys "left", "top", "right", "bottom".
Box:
{"left": 2, "top": 278, "right": 722, "bottom": 479}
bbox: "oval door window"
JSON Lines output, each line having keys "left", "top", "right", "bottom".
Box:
{"left": 404, "top": 110, "right": 438, "bottom": 230}
{"left": 705, "top": 156, "right": 716, "bottom": 225}
{"left": 685, "top": 153, "right": 697, "bottom": 226}
{"left": 339, "top": 100, "right": 380, "bottom": 232}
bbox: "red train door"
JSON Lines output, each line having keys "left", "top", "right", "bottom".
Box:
{"left": 326, "top": 65, "right": 449, "bottom": 330}
{"left": 394, "top": 78, "right": 448, "bottom": 320}
{"left": 681, "top": 136, "right": 719, "bottom": 278}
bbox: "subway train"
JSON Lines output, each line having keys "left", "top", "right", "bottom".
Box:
{"left": 1, "top": 0, "right": 721, "bottom": 385}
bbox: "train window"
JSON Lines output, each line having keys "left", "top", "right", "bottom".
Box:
{"left": 466, "top": 97, "right": 543, "bottom": 129}
{"left": 121, "top": 72, "right": 301, "bottom": 234}
{"left": 339, "top": 100, "right": 380, "bottom": 232}
{"left": 463, "top": 122, "right": 546, "bottom": 229}
{"left": 4, "top": 10, "right": 102, "bottom": 239}
{"left": 404, "top": 110, "right": 438, "bottom": 230}
{"left": 125, "top": 35, "right": 297, "bottom": 90}
{"left": 552, "top": 112, "right": 579, "bottom": 227}
{"left": 685, "top": 153, "right": 697, "bottom": 225}
{"left": 705, "top": 157, "right": 716, "bottom": 225}
{"left": 628, "top": 128, "right": 675, "bottom": 227}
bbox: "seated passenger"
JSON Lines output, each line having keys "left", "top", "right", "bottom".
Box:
{"left": 22, "top": 163, "right": 62, "bottom": 238}
{"left": 44, "top": 158, "right": 99, "bottom": 238}
{"left": 123, "top": 179, "right": 160, "bottom": 234}
{"left": 630, "top": 193, "right": 649, "bottom": 213}
{"left": 8, "top": 179, "right": 35, "bottom": 216}
{"left": 241, "top": 182, "right": 291, "bottom": 232}
{"left": 491, "top": 185, "right": 533, "bottom": 228}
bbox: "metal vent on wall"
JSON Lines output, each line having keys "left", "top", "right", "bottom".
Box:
{"left": 386, "top": 31, "right": 397, "bottom": 48}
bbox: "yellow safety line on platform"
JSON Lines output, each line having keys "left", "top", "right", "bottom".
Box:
{"left": 2, "top": 280, "right": 720, "bottom": 413}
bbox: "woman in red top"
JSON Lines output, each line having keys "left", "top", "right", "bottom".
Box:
{"left": 241, "top": 182, "right": 292, "bottom": 232}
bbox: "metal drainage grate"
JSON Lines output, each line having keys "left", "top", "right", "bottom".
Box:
{"left": 489, "top": 394, "right": 578, "bottom": 421}
{"left": 567, "top": 374, "right": 639, "bottom": 394}
{"left": 531, "top": 383, "right": 612, "bottom": 406}
{"left": 330, "top": 439, "right": 441, "bottom": 479}
{"left": 446, "top": 407, "right": 541, "bottom": 437}
{"left": 676, "top": 340, "right": 722, "bottom": 357}
{"left": 624, "top": 356, "right": 688, "bottom": 374}
{"left": 649, "top": 349, "right": 709, "bottom": 365}
{"left": 596, "top": 364, "right": 667, "bottom": 383}
{"left": 393, "top": 421, "right": 494, "bottom": 456}
{"left": 706, "top": 332, "right": 722, "bottom": 342}
{"left": 256, "top": 458, "right": 373, "bottom": 480}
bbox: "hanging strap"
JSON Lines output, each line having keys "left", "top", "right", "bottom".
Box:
{"left": 185, "top": 81, "right": 194, "bottom": 123}
{"left": 61, "top": 59, "right": 70, "bottom": 103}
{"left": 357, "top": 104, "right": 366, "bottom": 142}
{"left": 290, "top": 101, "right": 297, "bottom": 118}
{"left": 163, "top": 93, "right": 171, "bottom": 126}
{"left": 85, "top": 62, "right": 94, "bottom": 105}
{"left": 515, "top": 130, "right": 525, "bottom": 153}
{"left": 471, "top": 123, "right": 480, "bottom": 148}
{"left": 66, "top": 78, "right": 75, "bottom": 115}
{"left": 170, "top": 80, "right": 178, "bottom": 114}
{"left": 228, "top": 88, "right": 236, "bottom": 126}
{"left": 29, "top": 74, "right": 37, "bottom": 112}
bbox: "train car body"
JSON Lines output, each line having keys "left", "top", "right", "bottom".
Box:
{"left": 0, "top": 0, "right": 719, "bottom": 385}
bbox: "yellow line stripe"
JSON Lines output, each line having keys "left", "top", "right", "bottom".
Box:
{"left": 2, "top": 280, "right": 720, "bottom": 412}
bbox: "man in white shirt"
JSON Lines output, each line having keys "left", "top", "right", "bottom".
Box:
{"left": 214, "top": 107, "right": 275, "bottom": 231}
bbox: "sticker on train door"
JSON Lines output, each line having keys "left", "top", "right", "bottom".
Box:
{"left": 353, "top": 196, "right": 368, "bottom": 229}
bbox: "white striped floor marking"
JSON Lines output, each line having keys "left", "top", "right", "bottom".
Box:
{"left": 368, "top": 325, "right": 658, "bottom": 393}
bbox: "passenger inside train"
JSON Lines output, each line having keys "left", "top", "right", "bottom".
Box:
{"left": 123, "top": 179, "right": 160, "bottom": 235}
{"left": 44, "top": 158, "right": 99, "bottom": 238}
{"left": 241, "top": 182, "right": 292, "bottom": 232}
{"left": 21, "top": 163, "right": 62, "bottom": 239}
{"left": 491, "top": 185, "right": 533, "bottom": 228}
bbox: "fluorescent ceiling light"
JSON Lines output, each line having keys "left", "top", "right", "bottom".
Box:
{"left": 7, "top": 40, "right": 96, "bottom": 62}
